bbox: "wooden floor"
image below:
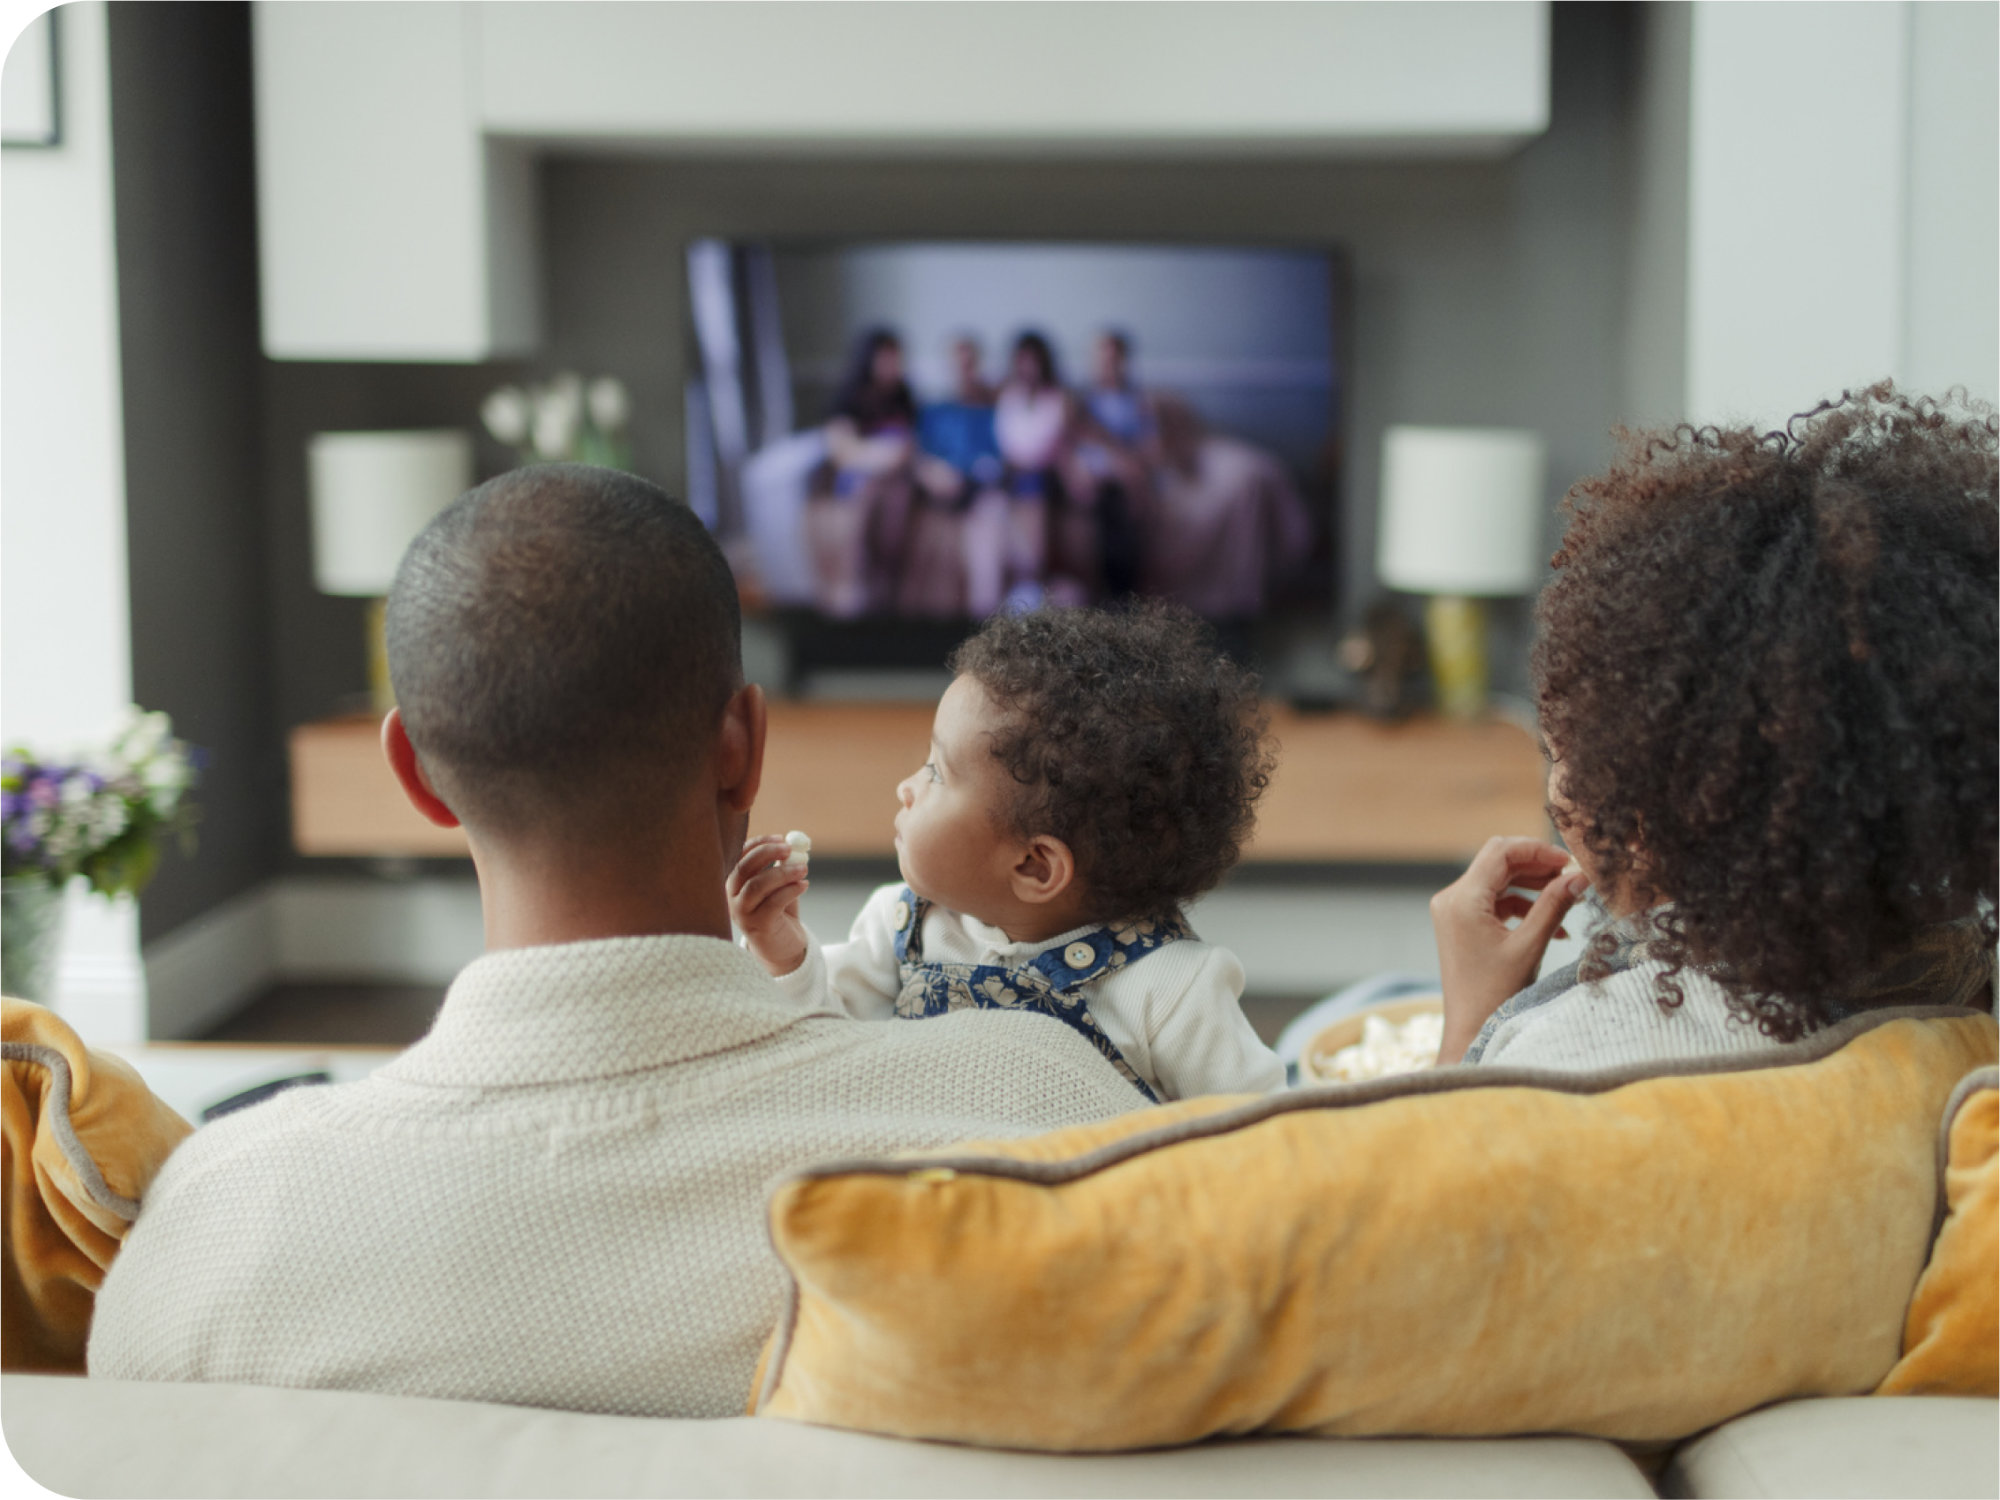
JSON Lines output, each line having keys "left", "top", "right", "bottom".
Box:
{"left": 199, "top": 982, "right": 1315, "bottom": 1049}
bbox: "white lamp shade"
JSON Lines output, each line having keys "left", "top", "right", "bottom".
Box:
{"left": 1376, "top": 425, "right": 1548, "bottom": 596}
{"left": 308, "top": 430, "right": 474, "bottom": 596}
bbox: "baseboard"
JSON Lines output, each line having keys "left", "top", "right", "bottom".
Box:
{"left": 270, "top": 875, "right": 482, "bottom": 985}
{"left": 142, "top": 883, "right": 281, "bottom": 1041}
{"left": 138, "top": 871, "right": 1443, "bottom": 1035}
{"left": 141, "top": 875, "right": 484, "bottom": 1037}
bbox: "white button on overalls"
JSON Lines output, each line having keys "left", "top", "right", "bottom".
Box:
{"left": 1064, "top": 941, "right": 1096, "bottom": 970}
{"left": 893, "top": 899, "right": 912, "bottom": 932}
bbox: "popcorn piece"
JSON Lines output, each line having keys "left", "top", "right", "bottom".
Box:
{"left": 784, "top": 830, "right": 811, "bottom": 869}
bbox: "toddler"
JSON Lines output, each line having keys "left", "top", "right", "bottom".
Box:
{"left": 729, "top": 602, "right": 1285, "bottom": 1101}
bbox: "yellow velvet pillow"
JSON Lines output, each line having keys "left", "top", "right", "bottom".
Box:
{"left": 3, "top": 998, "right": 192, "bottom": 1373}
{"left": 1876, "top": 1066, "right": 1998, "bottom": 1397}
{"left": 755, "top": 1008, "right": 1996, "bottom": 1449}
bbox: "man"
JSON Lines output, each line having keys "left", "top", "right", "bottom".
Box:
{"left": 89, "top": 466, "right": 1141, "bottom": 1417}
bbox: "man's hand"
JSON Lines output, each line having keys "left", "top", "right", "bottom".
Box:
{"left": 1432, "top": 836, "right": 1590, "bottom": 1065}
{"left": 727, "top": 836, "right": 811, "bottom": 978}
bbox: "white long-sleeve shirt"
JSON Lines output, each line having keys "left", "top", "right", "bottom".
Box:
{"left": 775, "top": 883, "right": 1285, "bottom": 1101}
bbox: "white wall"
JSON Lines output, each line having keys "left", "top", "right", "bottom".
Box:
{"left": 0, "top": 1, "right": 146, "bottom": 1043}
{"left": 1679, "top": 1, "right": 1997, "bottom": 428}
{"left": 1685, "top": 2, "right": 1910, "bottom": 427}
{"left": 1904, "top": 0, "right": 1999, "bottom": 404}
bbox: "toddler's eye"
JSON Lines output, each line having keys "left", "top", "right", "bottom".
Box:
{"left": 924, "top": 761, "right": 942, "bottom": 784}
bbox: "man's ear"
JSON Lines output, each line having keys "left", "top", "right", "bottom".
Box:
{"left": 716, "top": 682, "right": 767, "bottom": 815}
{"left": 381, "top": 710, "right": 460, "bottom": 829}
{"left": 1008, "top": 834, "right": 1077, "bottom": 907}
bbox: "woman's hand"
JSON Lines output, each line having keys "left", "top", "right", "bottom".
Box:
{"left": 1432, "top": 836, "right": 1590, "bottom": 1065}
{"left": 727, "top": 835, "right": 811, "bottom": 978}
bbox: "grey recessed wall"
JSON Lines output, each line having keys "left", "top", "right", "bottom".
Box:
{"left": 109, "top": 0, "right": 281, "bottom": 944}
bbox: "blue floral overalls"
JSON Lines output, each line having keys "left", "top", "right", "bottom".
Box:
{"left": 889, "top": 888, "right": 1190, "bottom": 1102}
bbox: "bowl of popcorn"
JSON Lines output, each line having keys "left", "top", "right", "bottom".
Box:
{"left": 1298, "top": 995, "right": 1445, "bottom": 1085}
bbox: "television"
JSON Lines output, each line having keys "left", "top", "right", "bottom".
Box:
{"left": 685, "top": 238, "right": 1346, "bottom": 676}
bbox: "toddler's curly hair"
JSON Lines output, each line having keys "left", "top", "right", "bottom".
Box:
{"left": 949, "top": 602, "right": 1274, "bottom": 926}
{"left": 1537, "top": 382, "right": 1997, "bottom": 1040}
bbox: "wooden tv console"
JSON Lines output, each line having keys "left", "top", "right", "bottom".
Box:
{"left": 289, "top": 702, "right": 1548, "bottom": 865}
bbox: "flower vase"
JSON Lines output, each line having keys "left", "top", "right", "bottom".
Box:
{"left": 1, "top": 878, "right": 64, "bottom": 1003}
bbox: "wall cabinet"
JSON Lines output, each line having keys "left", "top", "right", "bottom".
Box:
{"left": 253, "top": 4, "right": 539, "bottom": 362}
{"left": 252, "top": 1, "right": 1549, "bottom": 363}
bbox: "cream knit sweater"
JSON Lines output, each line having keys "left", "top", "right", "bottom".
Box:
{"left": 88, "top": 936, "right": 1143, "bottom": 1418}
{"left": 1470, "top": 958, "right": 1790, "bottom": 1070}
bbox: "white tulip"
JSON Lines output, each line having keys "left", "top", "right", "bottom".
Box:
{"left": 587, "top": 377, "right": 631, "bottom": 433}
{"left": 481, "top": 386, "right": 532, "bottom": 446}
{"left": 532, "top": 396, "right": 581, "bottom": 460}
{"left": 548, "top": 371, "right": 586, "bottom": 420}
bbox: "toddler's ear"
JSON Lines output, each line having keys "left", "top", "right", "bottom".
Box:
{"left": 1010, "top": 835, "right": 1077, "bottom": 907}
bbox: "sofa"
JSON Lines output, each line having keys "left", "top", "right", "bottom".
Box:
{"left": 5, "top": 1374, "right": 1995, "bottom": 1498}
{"left": 5, "top": 1000, "right": 1994, "bottom": 1498}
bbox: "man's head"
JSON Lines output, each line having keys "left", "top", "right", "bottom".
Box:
{"left": 385, "top": 464, "right": 743, "bottom": 844}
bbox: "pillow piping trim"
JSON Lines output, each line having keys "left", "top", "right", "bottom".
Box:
{"left": 1926, "top": 1065, "right": 1998, "bottom": 1244}
{"left": 1, "top": 1041, "right": 141, "bottom": 1219}
{"left": 754, "top": 1003, "right": 1993, "bottom": 1414}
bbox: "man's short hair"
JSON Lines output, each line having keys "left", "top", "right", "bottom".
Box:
{"left": 385, "top": 464, "right": 741, "bottom": 835}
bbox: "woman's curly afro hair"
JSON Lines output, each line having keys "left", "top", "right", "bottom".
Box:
{"left": 1537, "top": 383, "right": 1997, "bottom": 1040}
{"left": 949, "top": 601, "right": 1274, "bottom": 926}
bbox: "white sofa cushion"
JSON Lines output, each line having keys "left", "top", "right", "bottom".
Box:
{"left": 1662, "top": 1396, "right": 2000, "bottom": 1499}
{"left": 1, "top": 1375, "right": 1654, "bottom": 1498}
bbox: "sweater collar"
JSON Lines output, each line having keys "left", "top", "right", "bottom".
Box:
{"left": 381, "top": 934, "right": 800, "bottom": 1088}
{"left": 957, "top": 910, "right": 1102, "bottom": 961}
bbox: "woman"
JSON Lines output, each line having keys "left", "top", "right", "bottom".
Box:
{"left": 809, "top": 329, "right": 920, "bottom": 617}
{"left": 967, "top": 332, "right": 1088, "bottom": 614}
{"left": 1429, "top": 385, "right": 1997, "bottom": 1070}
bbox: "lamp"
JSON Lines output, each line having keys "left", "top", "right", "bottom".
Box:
{"left": 1376, "top": 426, "right": 1547, "bottom": 721}
{"left": 308, "top": 430, "right": 473, "bottom": 714}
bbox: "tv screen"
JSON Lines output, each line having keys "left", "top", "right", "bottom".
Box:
{"left": 686, "top": 239, "right": 1344, "bottom": 636}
